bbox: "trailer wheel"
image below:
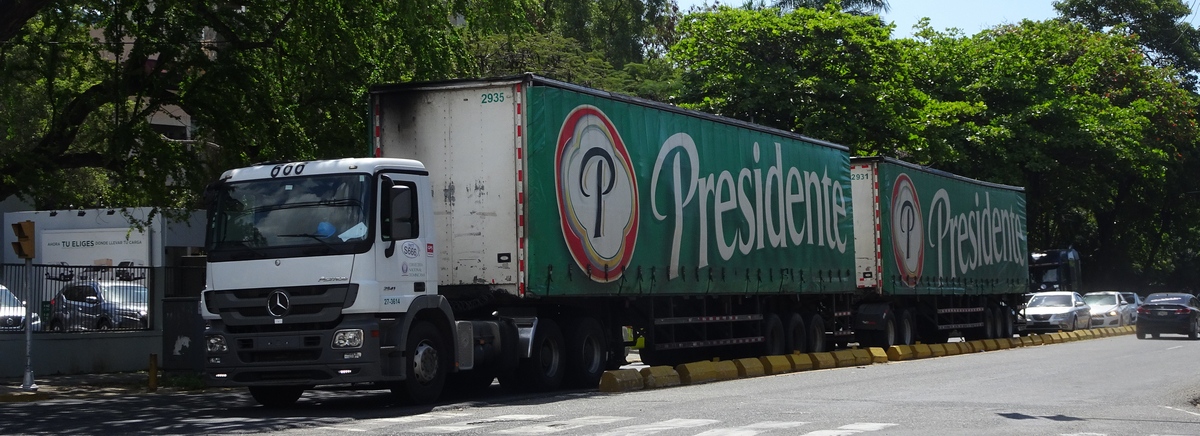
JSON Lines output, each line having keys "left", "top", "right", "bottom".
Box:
{"left": 392, "top": 320, "right": 449, "bottom": 404}
{"left": 763, "top": 314, "right": 787, "bottom": 356}
{"left": 998, "top": 307, "right": 1014, "bottom": 338}
{"left": 784, "top": 313, "right": 807, "bottom": 353}
{"left": 248, "top": 386, "right": 305, "bottom": 408}
{"left": 979, "top": 307, "right": 997, "bottom": 339}
{"left": 896, "top": 310, "right": 915, "bottom": 346}
{"left": 565, "top": 317, "right": 608, "bottom": 388}
{"left": 806, "top": 313, "right": 827, "bottom": 353}
{"left": 512, "top": 318, "right": 565, "bottom": 392}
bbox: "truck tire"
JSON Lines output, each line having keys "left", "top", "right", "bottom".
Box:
{"left": 565, "top": 317, "right": 608, "bottom": 388}
{"left": 763, "top": 314, "right": 787, "bottom": 356}
{"left": 248, "top": 386, "right": 305, "bottom": 407}
{"left": 896, "top": 310, "right": 915, "bottom": 346}
{"left": 785, "top": 313, "right": 807, "bottom": 353}
{"left": 983, "top": 307, "right": 998, "bottom": 338}
{"left": 393, "top": 320, "right": 449, "bottom": 404}
{"left": 806, "top": 313, "right": 827, "bottom": 353}
{"left": 510, "top": 318, "right": 565, "bottom": 392}
{"left": 998, "top": 307, "right": 1014, "bottom": 338}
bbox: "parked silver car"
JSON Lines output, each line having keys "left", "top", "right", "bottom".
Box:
{"left": 1084, "top": 291, "right": 1135, "bottom": 327}
{"left": 1023, "top": 291, "right": 1092, "bottom": 332}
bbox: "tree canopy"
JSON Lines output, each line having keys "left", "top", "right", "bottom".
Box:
{"left": 4, "top": 0, "right": 1200, "bottom": 291}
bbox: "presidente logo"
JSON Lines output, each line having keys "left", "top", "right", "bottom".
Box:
{"left": 555, "top": 105, "right": 639, "bottom": 283}
{"left": 891, "top": 173, "right": 924, "bottom": 287}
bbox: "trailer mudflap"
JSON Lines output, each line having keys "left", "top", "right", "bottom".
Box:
{"left": 855, "top": 302, "right": 892, "bottom": 331}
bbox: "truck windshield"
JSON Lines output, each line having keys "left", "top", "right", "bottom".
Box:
{"left": 207, "top": 173, "right": 372, "bottom": 257}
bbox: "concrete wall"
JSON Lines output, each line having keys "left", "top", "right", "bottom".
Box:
{"left": 0, "top": 331, "right": 160, "bottom": 377}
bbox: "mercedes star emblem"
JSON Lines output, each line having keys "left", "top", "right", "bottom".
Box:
{"left": 267, "top": 290, "right": 291, "bottom": 317}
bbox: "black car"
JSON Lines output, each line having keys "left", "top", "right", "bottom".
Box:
{"left": 47, "top": 281, "right": 149, "bottom": 331}
{"left": 1136, "top": 293, "right": 1200, "bottom": 340}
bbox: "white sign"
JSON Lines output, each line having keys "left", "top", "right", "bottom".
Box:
{"left": 41, "top": 228, "right": 150, "bottom": 268}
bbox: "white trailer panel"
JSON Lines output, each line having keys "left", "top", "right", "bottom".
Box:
{"left": 376, "top": 82, "right": 521, "bottom": 288}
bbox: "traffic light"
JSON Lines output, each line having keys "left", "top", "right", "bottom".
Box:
{"left": 11, "top": 221, "right": 34, "bottom": 259}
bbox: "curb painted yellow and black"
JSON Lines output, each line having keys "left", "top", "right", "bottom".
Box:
{"left": 597, "top": 325, "right": 1137, "bottom": 393}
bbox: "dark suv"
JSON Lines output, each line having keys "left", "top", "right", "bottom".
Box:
{"left": 48, "top": 281, "right": 148, "bottom": 331}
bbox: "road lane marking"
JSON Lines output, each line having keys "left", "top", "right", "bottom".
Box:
{"left": 494, "top": 416, "right": 633, "bottom": 434}
{"left": 412, "top": 414, "right": 550, "bottom": 432}
{"left": 1162, "top": 405, "right": 1200, "bottom": 417}
{"left": 1167, "top": 346, "right": 1183, "bottom": 351}
{"left": 800, "top": 423, "right": 898, "bottom": 436}
{"left": 693, "top": 421, "right": 811, "bottom": 436}
{"left": 378, "top": 412, "right": 472, "bottom": 423}
{"left": 591, "top": 418, "right": 720, "bottom": 436}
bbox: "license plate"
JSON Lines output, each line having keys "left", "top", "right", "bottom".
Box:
{"left": 1158, "top": 311, "right": 1171, "bottom": 316}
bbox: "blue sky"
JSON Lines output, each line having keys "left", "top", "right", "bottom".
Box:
{"left": 673, "top": 1, "right": 1198, "bottom": 38}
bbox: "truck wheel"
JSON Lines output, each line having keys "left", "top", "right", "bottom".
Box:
{"left": 784, "top": 313, "right": 807, "bottom": 354}
{"left": 806, "top": 313, "right": 827, "bottom": 353}
{"left": 998, "top": 307, "right": 1014, "bottom": 338}
{"left": 248, "top": 386, "right": 305, "bottom": 407}
{"left": 983, "top": 307, "right": 997, "bottom": 338}
{"left": 763, "top": 314, "right": 787, "bottom": 356}
{"left": 514, "top": 318, "right": 565, "bottom": 392}
{"left": 896, "top": 310, "right": 915, "bottom": 346}
{"left": 565, "top": 317, "right": 608, "bottom": 388}
{"left": 393, "top": 320, "right": 449, "bottom": 404}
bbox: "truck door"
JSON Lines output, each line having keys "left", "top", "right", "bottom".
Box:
{"left": 375, "top": 172, "right": 433, "bottom": 309}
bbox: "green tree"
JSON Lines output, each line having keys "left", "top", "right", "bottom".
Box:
{"left": 1054, "top": 0, "right": 1200, "bottom": 90}
{"left": 905, "top": 20, "right": 1200, "bottom": 290}
{"left": 670, "top": 6, "right": 919, "bottom": 155}
{"left": 775, "top": 0, "right": 890, "bottom": 15}
{"left": 527, "top": 0, "right": 679, "bottom": 68}
{"left": 1, "top": 0, "right": 519, "bottom": 218}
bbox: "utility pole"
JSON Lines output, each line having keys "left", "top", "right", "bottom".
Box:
{"left": 12, "top": 220, "right": 38, "bottom": 392}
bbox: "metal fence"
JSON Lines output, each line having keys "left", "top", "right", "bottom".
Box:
{"left": 0, "top": 263, "right": 182, "bottom": 333}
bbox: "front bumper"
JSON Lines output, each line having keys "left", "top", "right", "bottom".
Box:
{"left": 1090, "top": 314, "right": 1121, "bottom": 327}
{"left": 204, "top": 314, "right": 400, "bottom": 387}
{"left": 1023, "top": 318, "right": 1072, "bottom": 331}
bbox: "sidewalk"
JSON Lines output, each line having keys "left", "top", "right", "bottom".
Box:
{"left": 0, "top": 372, "right": 198, "bottom": 403}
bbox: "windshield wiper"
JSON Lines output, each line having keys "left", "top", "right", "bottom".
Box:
{"left": 279, "top": 233, "right": 335, "bottom": 249}
{"left": 251, "top": 198, "right": 363, "bottom": 213}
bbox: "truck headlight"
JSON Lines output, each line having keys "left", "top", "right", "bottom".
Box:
{"left": 206, "top": 335, "right": 228, "bottom": 353}
{"left": 333, "top": 329, "right": 364, "bottom": 348}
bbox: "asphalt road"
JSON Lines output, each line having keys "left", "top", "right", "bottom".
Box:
{"left": 3, "top": 334, "right": 1200, "bottom": 435}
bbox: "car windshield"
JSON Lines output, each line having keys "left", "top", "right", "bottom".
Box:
{"left": 0, "top": 288, "right": 20, "bottom": 307}
{"left": 207, "top": 173, "right": 372, "bottom": 251}
{"left": 99, "top": 285, "right": 148, "bottom": 305}
{"left": 1028, "top": 294, "right": 1073, "bottom": 307}
{"left": 1083, "top": 294, "right": 1119, "bottom": 306}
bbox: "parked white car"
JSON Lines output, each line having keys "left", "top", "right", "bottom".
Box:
{"left": 1084, "top": 291, "right": 1134, "bottom": 327}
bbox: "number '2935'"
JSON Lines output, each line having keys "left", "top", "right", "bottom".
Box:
{"left": 481, "top": 92, "right": 505, "bottom": 104}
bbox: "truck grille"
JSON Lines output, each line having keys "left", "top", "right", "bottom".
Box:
{"left": 206, "top": 285, "right": 356, "bottom": 330}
